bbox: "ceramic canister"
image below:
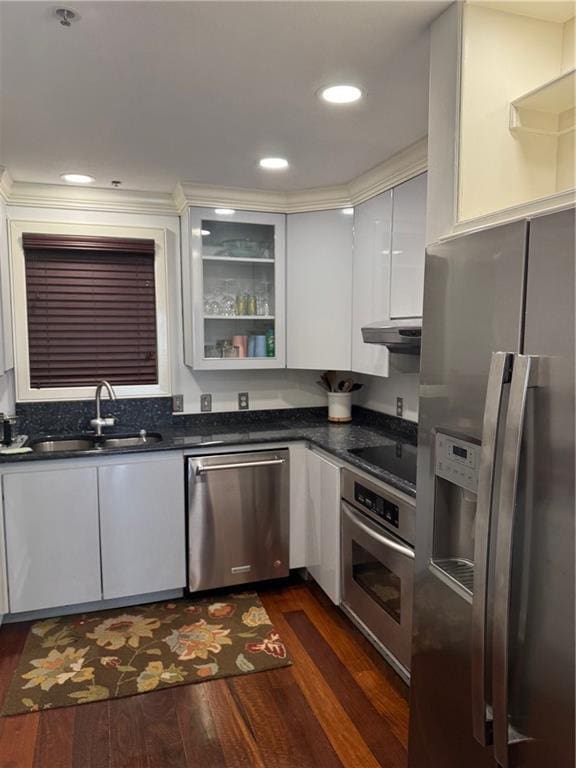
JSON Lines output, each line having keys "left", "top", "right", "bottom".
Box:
{"left": 327, "top": 392, "right": 352, "bottom": 423}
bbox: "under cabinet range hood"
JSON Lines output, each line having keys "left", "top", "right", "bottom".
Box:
{"left": 361, "top": 319, "right": 422, "bottom": 354}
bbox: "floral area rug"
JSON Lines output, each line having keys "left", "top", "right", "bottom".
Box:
{"left": 1, "top": 592, "right": 291, "bottom": 716}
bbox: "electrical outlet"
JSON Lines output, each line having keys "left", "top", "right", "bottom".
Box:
{"left": 200, "top": 394, "right": 212, "bottom": 412}
{"left": 172, "top": 394, "right": 184, "bottom": 413}
{"left": 396, "top": 397, "right": 404, "bottom": 418}
{"left": 238, "top": 392, "right": 249, "bottom": 410}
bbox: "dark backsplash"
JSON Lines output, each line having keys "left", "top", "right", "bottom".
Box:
{"left": 16, "top": 397, "right": 175, "bottom": 436}
{"left": 15, "top": 398, "right": 417, "bottom": 443}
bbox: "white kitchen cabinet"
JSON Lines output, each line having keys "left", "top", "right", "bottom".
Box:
{"left": 0, "top": 482, "right": 8, "bottom": 623}
{"left": 351, "top": 190, "right": 393, "bottom": 377}
{"left": 3, "top": 467, "right": 101, "bottom": 613}
{"left": 389, "top": 173, "right": 427, "bottom": 319}
{"left": 306, "top": 449, "right": 341, "bottom": 604}
{"left": 98, "top": 455, "right": 186, "bottom": 599}
{"left": 289, "top": 443, "right": 308, "bottom": 568}
{"left": 287, "top": 210, "right": 353, "bottom": 370}
{"left": 428, "top": 4, "right": 575, "bottom": 240}
{"left": 182, "top": 207, "right": 286, "bottom": 370}
{"left": 351, "top": 176, "right": 427, "bottom": 376}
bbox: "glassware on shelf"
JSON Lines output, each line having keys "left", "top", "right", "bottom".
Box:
{"left": 252, "top": 335, "right": 266, "bottom": 358}
{"left": 221, "top": 341, "right": 240, "bottom": 358}
{"left": 232, "top": 335, "right": 248, "bottom": 358}
{"left": 220, "top": 280, "right": 236, "bottom": 317}
{"left": 204, "top": 344, "right": 221, "bottom": 358}
{"left": 217, "top": 239, "right": 264, "bottom": 259}
{"left": 255, "top": 281, "right": 273, "bottom": 316}
{"left": 235, "top": 293, "right": 247, "bottom": 316}
{"left": 204, "top": 292, "right": 222, "bottom": 315}
{"left": 247, "top": 294, "right": 257, "bottom": 316}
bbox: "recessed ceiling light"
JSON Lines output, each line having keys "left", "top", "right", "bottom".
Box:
{"left": 342, "top": 207, "right": 354, "bottom": 215}
{"left": 61, "top": 173, "right": 94, "bottom": 184}
{"left": 259, "top": 157, "right": 289, "bottom": 170}
{"left": 214, "top": 208, "right": 236, "bottom": 216}
{"left": 320, "top": 85, "right": 363, "bottom": 104}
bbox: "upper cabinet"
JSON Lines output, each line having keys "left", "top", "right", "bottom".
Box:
{"left": 181, "top": 175, "right": 425, "bottom": 378}
{"left": 287, "top": 210, "right": 353, "bottom": 370}
{"left": 389, "top": 174, "right": 427, "bottom": 319}
{"left": 352, "top": 173, "right": 426, "bottom": 377}
{"left": 182, "top": 207, "right": 286, "bottom": 369}
{"left": 428, "top": 2, "right": 575, "bottom": 241}
{"left": 352, "top": 190, "right": 393, "bottom": 377}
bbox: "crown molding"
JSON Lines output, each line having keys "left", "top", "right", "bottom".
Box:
{"left": 348, "top": 137, "right": 428, "bottom": 205}
{"left": 5, "top": 180, "right": 177, "bottom": 216}
{"left": 0, "top": 168, "right": 14, "bottom": 202}
{"left": 174, "top": 182, "right": 290, "bottom": 214}
{"left": 2, "top": 137, "right": 428, "bottom": 215}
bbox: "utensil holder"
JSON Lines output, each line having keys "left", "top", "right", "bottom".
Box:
{"left": 327, "top": 392, "right": 352, "bottom": 423}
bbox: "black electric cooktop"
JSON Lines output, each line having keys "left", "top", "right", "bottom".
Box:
{"left": 348, "top": 442, "right": 417, "bottom": 485}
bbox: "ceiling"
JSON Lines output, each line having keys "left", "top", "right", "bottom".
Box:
{"left": 0, "top": 1, "right": 449, "bottom": 193}
{"left": 471, "top": 1, "right": 575, "bottom": 23}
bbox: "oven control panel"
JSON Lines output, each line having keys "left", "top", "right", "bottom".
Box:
{"left": 354, "top": 483, "right": 399, "bottom": 528}
{"left": 434, "top": 433, "right": 480, "bottom": 493}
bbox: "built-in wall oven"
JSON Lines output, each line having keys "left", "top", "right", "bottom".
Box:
{"left": 341, "top": 468, "right": 415, "bottom": 682}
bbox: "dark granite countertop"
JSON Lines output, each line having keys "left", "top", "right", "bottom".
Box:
{"left": 0, "top": 407, "right": 417, "bottom": 497}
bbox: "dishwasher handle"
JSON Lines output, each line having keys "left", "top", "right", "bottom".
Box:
{"left": 195, "top": 458, "right": 287, "bottom": 474}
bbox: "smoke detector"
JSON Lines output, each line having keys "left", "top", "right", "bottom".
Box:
{"left": 55, "top": 8, "right": 77, "bottom": 27}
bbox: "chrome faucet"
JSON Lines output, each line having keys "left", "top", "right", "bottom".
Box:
{"left": 90, "top": 380, "right": 118, "bottom": 436}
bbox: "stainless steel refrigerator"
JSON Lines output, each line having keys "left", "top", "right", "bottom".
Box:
{"left": 409, "top": 208, "right": 575, "bottom": 768}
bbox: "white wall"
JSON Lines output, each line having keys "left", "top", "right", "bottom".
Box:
{"left": 3, "top": 204, "right": 326, "bottom": 414}
{"left": 356, "top": 365, "right": 420, "bottom": 423}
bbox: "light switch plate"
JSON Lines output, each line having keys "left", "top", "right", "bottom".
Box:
{"left": 172, "top": 394, "right": 184, "bottom": 413}
{"left": 396, "top": 397, "right": 404, "bottom": 418}
{"left": 238, "top": 392, "right": 249, "bottom": 410}
{"left": 200, "top": 394, "right": 212, "bottom": 412}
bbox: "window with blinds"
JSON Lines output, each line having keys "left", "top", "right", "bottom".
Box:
{"left": 23, "top": 233, "right": 158, "bottom": 388}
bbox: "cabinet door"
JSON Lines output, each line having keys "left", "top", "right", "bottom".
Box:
{"left": 352, "top": 191, "right": 393, "bottom": 377}
{"left": 289, "top": 443, "right": 308, "bottom": 569}
{"left": 3, "top": 467, "right": 101, "bottom": 613}
{"left": 287, "top": 210, "right": 353, "bottom": 370}
{"left": 306, "top": 450, "right": 341, "bottom": 604}
{"left": 98, "top": 456, "right": 186, "bottom": 599}
{"left": 389, "top": 173, "right": 427, "bottom": 319}
{"left": 186, "top": 207, "right": 286, "bottom": 370}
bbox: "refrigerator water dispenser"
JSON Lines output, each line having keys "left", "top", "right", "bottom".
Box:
{"left": 431, "top": 432, "right": 480, "bottom": 598}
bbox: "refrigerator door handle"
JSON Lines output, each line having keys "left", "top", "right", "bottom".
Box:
{"left": 492, "top": 354, "right": 538, "bottom": 768}
{"left": 471, "top": 351, "right": 513, "bottom": 747}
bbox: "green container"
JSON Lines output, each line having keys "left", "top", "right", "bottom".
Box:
{"left": 265, "top": 328, "right": 275, "bottom": 357}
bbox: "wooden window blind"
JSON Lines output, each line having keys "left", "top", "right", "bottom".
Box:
{"left": 23, "top": 233, "right": 158, "bottom": 388}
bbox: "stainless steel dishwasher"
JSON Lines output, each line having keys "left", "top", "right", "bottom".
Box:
{"left": 187, "top": 449, "right": 289, "bottom": 592}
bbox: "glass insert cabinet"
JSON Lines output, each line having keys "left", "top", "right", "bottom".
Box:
{"left": 183, "top": 208, "right": 286, "bottom": 369}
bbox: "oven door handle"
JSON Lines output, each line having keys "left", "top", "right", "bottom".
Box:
{"left": 342, "top": 502, "right": 415, "bottom": 559}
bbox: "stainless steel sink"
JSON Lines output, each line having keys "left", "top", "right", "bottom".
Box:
{"left": 30, "top": 438, "right": 96, "bottom": 453}
{"left": 100, "top": 433, "right": 162, "bottom": 448}
{"left": 30, "top": 432, "right": 162, "bottom": 453}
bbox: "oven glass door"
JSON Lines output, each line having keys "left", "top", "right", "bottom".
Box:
{"left": 342, "top": 500, "right": 414, "bottom": 671}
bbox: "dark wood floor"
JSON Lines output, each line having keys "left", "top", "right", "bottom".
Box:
{"left": 0, "top": 581, "right": 409, "bottom": 768}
